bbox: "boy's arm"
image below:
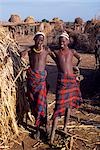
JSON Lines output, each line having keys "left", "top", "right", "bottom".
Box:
{"left": 73, "top": 49, "right": 82, "bottom": 67}
{"left": 19, "top": 46, "right": 30, "bottom": 58}
{"left": 47, "top": 48, "right": 57, "bottom": 63}
{"left": 20, "top": 46, "right": 31, "bottom": 67}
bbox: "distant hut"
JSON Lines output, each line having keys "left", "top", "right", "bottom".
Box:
{"left": 8, "top": 14, "right": 21, "bottom": 23}
{"left": 74, "top": 17, "right": 84, "bottom": 33}
{"left": 24, "top": 16, "right": 35, "bottom": 23}
{"left": 51, "top": 17, "right": 63, "bottom": 22}
{"left": 23, "top": 16, "right": 35, "bottom": 35}
{"left": 74, "top": 17, "right": 83, "bottom": 25}
{"left": 84, "top": 20, "right": 100, "bottom": 52}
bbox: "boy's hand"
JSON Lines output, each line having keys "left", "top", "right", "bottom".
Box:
{"left": 76, "top": 57, "right": 82, "bottom": 67}
{"left": 73, "top": 66, "right": 79, "bottom": 72}
{"left": 73, "top": 66, "right": 80, "bottom": 77}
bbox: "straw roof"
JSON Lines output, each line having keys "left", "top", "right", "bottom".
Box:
{"left": 51, "top": 17, "right": 62, "bottom": 22}
{"left": 8, "top": 14, "right": 21, "bottom": 23}
{"left": 0, "top": 27, "right": 27, "bottom": 148}
{"left": 74, "top": 17, "right": 84, "bottom": 25}
{"left": 24, "top": 16, "right": 35, "bottom": 23}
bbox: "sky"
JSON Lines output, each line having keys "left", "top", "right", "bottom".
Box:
{"left": 0, "top": 0, "right": 100, "bottom": 22}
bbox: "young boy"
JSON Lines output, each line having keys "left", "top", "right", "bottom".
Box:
{"left": 50, "top": 32, "right": 82, "bottom": 144}
{"left": 27, "top": 32, "right": 50, "bottom": 139}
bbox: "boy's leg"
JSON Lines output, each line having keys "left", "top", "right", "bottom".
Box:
{"left": 64, "top": 108, "right": 71, "bottom": 132}
{"left": 50, "top": 117, "right": 59, "bottom": 144}
{"left": 34, "top": 126, "right": 40, "bottom": 140}
{"left": 44, "top": 106, "right": 49, "bottom": 135}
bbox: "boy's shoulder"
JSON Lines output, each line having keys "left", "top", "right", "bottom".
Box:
{"left": 70, "top": 49, "right": 78, "bottom": 55}
{"left": 70, "top": 48, "right": 76, "bottom": 53}
{"left": 48, "top": 45, "right": 59, "bottom": 54}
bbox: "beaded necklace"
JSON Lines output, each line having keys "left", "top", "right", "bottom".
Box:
{"left": 33, "top": 48, "right": 43, "bottom": 53}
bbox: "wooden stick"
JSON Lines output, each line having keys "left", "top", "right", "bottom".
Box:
{"left": 48, "top": 101, "right": 55, "bottom": 108}
{"left": 56, "top": 129, "right": 89, "bottom": 142}
{"left": 58, "top": 125, "right": 95, "bottom": 128}
{"left": 10, "top": 68, "right": 23, "bottom": 88}
{"left": 87, "top": 142, "right": 100, "bottom": 146}
{"left": 32, "top": 141, "right": 41, "bottom": 148}
{"left": 70, "top": 136, "right": 74, "bottom": 150}
{"left": 0, "top": 146, "right": 9, "bottom": 149}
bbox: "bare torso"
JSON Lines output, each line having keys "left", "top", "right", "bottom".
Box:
{"left": 28, "top": 46, "right": 48, "bottom": 71}
{"left": 54, "top": 48, "right": 74, "bottom": 74}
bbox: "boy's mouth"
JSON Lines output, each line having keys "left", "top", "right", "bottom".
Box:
{"left": 60, "top": 44, "right": 64, "bottom": 48}
{"left": 37, "top": 43, "right": 42, "bottom": 49}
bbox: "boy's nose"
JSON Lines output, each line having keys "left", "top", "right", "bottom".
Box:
{"left": 39, "top": 40, "right": 42, "bottom": 44}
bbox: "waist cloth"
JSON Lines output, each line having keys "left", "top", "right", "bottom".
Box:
{"left": 27, "top": 67, "right": 47, "bottom": 126}
{"left": 53, "top": 72, "right": 82, "bottom": 119}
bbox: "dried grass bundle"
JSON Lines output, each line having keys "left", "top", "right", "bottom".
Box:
{"left": 0, "top": 27, "right": 27, "bottom": 148}
{"left": 8, "top": 14, "right": 21, "bottom": 23}
{"left": 24, "top": 16, "right": 35, "bottom": 23}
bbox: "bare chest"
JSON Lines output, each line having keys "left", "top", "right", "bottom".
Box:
{"left": 57, "top": 51, "right": 72, "bottom": 63}
{"left": 30, "top": 50, "right": 47, "bottom": 61}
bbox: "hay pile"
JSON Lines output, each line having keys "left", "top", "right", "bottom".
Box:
{"left": 74, "top": 17, "right": 84, "bottom": 25}
{"left": 43, "top": 23, "right": 52, "bottom": 36}
{"left": 0, "top": 27, "right": 27, "bottom": 148}
{"left": 8, "top": 14, "right": 21, "bottom": 23}
{"left": 51, "top": 17, "right": 62, "bottom": 22}
{"left": 24, "top": 16, "right": 35, "bottom": 23}
{"left": 84, "top": 19, "right": 100, "bottom": 52}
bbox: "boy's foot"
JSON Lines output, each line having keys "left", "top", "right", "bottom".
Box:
{"left": 34, "top": 129, "right": 40, "bottom": 141}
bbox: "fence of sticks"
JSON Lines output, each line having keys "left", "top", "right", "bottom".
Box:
{"left": 0, "top": 27, "right": 28, "bottom": 148}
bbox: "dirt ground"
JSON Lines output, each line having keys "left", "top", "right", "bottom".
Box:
{"left": 10, "top": 37, "right": 100, "bottom": 150}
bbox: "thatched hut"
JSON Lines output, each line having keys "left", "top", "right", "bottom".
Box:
{"left": 74, "top": 17, "right": 84, "bottom": 33}
{"left": 8, "top": 14, "right": 21, "bottom": 23}
{"left": 74, "top": 17, "right": 84, "bottom": 25}
{"left": 0, "top": 27, "right": 28, "bottom": 148}
{"left": 24, "top": 16, "right": 35, "bottom": 23}
{"left": 51, "top": 17, "right": 63, "bottom": 23}
{"left": 84, "top": 20, "right": 100, "bottom": 52}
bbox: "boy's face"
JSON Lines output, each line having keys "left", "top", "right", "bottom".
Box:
{"left": 59, "top": 37, "right": 69, "bottom": 49}
{"left": 34, "top": 35, "right": 44, "bottom": 49}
